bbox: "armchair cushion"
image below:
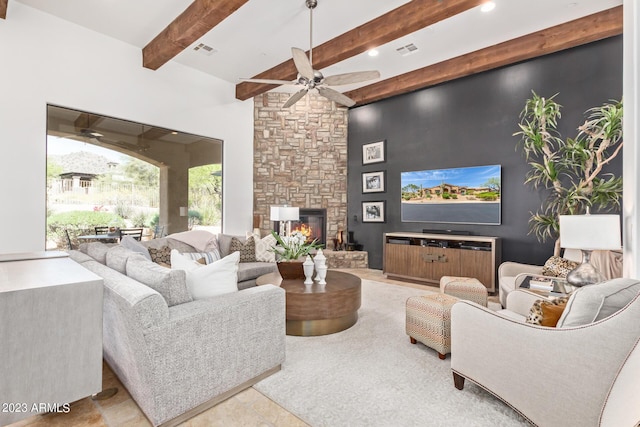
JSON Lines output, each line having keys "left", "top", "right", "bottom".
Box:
{"left": 557, "top": 278, "right": 640, "bottom": 327}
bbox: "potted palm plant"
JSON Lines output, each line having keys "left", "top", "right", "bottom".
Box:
{"left": 514, "top": 92, "right": 623, "bottom": 255}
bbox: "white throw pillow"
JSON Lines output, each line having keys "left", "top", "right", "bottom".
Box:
{"left": 170, "top": 249, "right": 240, "bottom": 299}
{"left": 248, "top": 231, "right": 277, "bottom": 263}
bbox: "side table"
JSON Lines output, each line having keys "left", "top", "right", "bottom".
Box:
{"left": 0, "top": 253, "right": 104, "bottom": 425}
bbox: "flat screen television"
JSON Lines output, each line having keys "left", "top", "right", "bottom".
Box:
{"left": 401, "top": 164, "right": 501, "bottom": 225}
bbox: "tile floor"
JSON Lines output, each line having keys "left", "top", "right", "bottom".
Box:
{"left": 8, "top": 269, "right": 498, "bottom": 427}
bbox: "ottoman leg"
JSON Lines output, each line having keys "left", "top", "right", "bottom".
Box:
{"left": 438, "top": 352, "right": 446, "bottom": 360}
{"left": 409, "top": 336, "right": 417, "bottom": 344}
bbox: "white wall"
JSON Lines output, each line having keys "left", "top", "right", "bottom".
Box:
{"left": 0, "top": 3, "right": 254, "bottom": 253}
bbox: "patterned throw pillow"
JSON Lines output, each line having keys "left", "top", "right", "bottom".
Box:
{"left": 247, "top": 232, "right": 277, "bottom": 263}
{"left": 148, "top": 245, "right": 172, "bottom": 266}
{"left": 181, "top": 251, "right": 221, "bottom": 265}
{"left": 229, "top": 236, "right": 256, "bottom": 263}
{"left": 526, "top": 296, "right": 569, "bottom": 327}
{"left": 541, "top": 256, "right": 579, "bottom": 278}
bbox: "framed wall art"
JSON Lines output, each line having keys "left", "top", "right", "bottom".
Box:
{"left": 362, "top": 201, "right": 386, "bottom": 223}
{"left": 362, "top": 171, "right": 385, "bottom": 193}
{"left": 362, "top": 140, "right": 385, "bottom": 165}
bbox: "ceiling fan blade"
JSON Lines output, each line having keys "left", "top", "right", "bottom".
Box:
{"left": 323, "top": 70, "right": 381, "bottom": 86}
{"left": 240, "top": 78, "right": 296, "bottom": 85}
{"left": 282, "top": 88, "right": 309, "bottom": 108}
{"left": 317, "top": 86, "right": 356, "bottom": 107}
{"left": 291, "top": 47, "right": 314, "bottom": 80}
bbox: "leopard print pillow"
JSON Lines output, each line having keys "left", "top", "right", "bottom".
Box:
{"left": 526, "top": 296, "right": 569, "bottom": 327}
{"left": 541, "top": 256, "right": 579, "bottom": 278}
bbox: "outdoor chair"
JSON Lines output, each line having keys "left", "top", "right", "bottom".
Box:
{"left": 95, "top": 226, "right": 109, "bottom": 235}
{"left": 152, "top": 225, "right": 165, "bottom": 239}
{"left": 64, "top": 229, "right": 74, "bottom": 250}
{"left": 119, "top": 228, "right": 143, "bottom": 241}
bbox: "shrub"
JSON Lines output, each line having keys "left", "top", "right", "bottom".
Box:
{"left": 476, "top": 192, "right": 498, "bottom": 201}
{"left": 47, "top": 211, "right": 125, "bottom": 249}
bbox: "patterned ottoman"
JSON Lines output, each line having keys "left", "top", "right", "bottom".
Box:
{"left": 440, "top": 276, "right": 488, "bottom": 307}
{"left": 406, "top": 293, "right": 458, "bottom": 360}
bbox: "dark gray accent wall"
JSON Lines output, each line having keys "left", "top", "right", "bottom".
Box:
{"left": 348, "top": 36, "right": 623, "bottom": 270}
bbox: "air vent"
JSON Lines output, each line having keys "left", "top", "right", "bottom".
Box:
{"left": 193, "top": 43, "right": 217, "bottom": 56}
{"left": 396, "top": 43, "right": 418, "bottom": 57}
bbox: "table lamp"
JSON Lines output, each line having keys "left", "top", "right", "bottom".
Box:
{"left": 559, "top": 213, "right": 621, "bottom": 287}
{"left": 270, "top": 205, "right": 300, "bottom": 236}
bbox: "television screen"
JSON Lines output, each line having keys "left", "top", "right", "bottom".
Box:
{"left": 401, "top": 164, "right": 501, "bottom": 225}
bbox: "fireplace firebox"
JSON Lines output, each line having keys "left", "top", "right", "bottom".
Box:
{"left": 273, "top": 208, "right": 326, "bottom": 247}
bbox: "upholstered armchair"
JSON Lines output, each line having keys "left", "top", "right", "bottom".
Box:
{"left": 450, "top": 278, "right": 640, "bottom": 427}
{"left": 497, "top": 249, "right": 623, "bottom": 308}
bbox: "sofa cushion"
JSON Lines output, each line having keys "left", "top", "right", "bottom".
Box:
{"left": 106, "top": 245, "right": 146, "bottom": 274}
{"left": 557, "top": 278, "right": 640, "bottom": 327}
{"left": 68, "top": 250, "right": 94, "bottom": 264}
{"left": 86, "top": 242, "right": 110, "bottom": 264}
{"left": 142, "top": 237, "right": 199, "bottom": 253}
{"left": 237, "top": 262, "right": 279, "bottom": 283}
{"left": 217, "top": 233, "right": 244, "bottom": 258}
{"left": 80, "top": 259, "right": 169, "bottom": 329}
{"left": 120, "top": 235, "right": 152, "bottom": 261}
{"left": 541, "top": 256, "right": 579, "bottom": 278}
{"left": 230, "top": 236, "right": 256, "bottom": 262}
{"left": 126, "top": 257, "right": 191, "bottom": 307}
{"left": 170, "top": 250, "right": 239, "bottom": 299}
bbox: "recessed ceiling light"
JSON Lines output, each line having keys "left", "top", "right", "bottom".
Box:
{"left": 480, "top": 1, "right": 496, "bottom": 12}
{"left": 368, "top": 49, "right": 379, "bottom": 57}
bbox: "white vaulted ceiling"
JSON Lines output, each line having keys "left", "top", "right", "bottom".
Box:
{"left": 11, "top": 0, "right": 623, "bottom": 106}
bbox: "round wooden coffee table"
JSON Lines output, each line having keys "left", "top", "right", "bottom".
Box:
{"left": 256, "top": 270, "right": 361, "bottom": 336}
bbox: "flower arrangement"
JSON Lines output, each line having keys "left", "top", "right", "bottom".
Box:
{"left": 271, "top": 230, "right": 321, "bottom": 261}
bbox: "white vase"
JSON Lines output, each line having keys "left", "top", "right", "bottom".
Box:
{"left": 303, "top": 255, "right": 315, "bottom": 285}
{"left": 316, "top": 264, "right": 327, "bottom": 285}
{"left": 314, "top": 249, "right": 326, "bottom": 282}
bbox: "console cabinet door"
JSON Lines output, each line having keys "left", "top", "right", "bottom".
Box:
{"left": 456, "top": 248, "right": 492, "bottom": 288}
{"left": 385, "top": 244, "right": 460, "bottom": 283}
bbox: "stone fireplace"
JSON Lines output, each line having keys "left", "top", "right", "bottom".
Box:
{"left": 273, "top": 208, "right": 327, "bottom": 246}
{"left": 253, "top": 93, "right": 348, "bottom": 250}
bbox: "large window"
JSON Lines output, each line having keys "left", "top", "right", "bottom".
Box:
{"left": 46, "top": 105, "right": 222, "bottom": 249}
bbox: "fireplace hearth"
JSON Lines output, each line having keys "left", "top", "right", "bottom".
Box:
{"left": 274, "top": 208, "right": 326, "bottom": 247}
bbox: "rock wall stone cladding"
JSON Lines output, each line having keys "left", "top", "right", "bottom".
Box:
{"left": 253, "top": 93, "right": 348, "bottom": 248}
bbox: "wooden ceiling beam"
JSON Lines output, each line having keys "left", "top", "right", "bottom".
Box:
{"left": 345, "top": 6, "right": 623, "bottom": 106}
{"left": 143, "top": 0, "right": 250, "bottom": 70}
{"left": 1, "top": 0, "right": 8, "bottom": 19}
{"left": 235, "top": 0, "right": 485, "bottom": 101}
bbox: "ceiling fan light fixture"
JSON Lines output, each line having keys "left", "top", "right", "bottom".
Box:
{"left": 241, "top": 0, "right": 380, "bottom": 109}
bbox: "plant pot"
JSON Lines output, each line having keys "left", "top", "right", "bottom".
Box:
{"left": 277, "top": 261, "right": 305, "bottom": 280}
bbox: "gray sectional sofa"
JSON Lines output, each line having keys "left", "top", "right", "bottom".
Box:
{"left": 69, "top": 238, "right": 285, "bottom": 427}
{"left": 141, "top": 233, "right": 278, "bottom": 289}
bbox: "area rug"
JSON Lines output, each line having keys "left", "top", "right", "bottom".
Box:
{"left": 254, "top": 279, "right": 528, "bottom": 427}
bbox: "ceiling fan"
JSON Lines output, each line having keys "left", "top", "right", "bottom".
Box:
{"left": 62, "top": 114, "right": 150, "bottom": 153}
{"left": 241, "top": 0, "right": 380, "bottom": 108}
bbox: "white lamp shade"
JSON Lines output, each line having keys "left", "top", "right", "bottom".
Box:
{"left": 559, "top": 214, "right": 621, "bottom": 250}
{"left": 270, "top": 206, "right": 299, "bottom": 222}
